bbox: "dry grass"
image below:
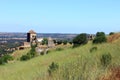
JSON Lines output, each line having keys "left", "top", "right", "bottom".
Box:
{"left": 107, "top": 33, "right": 120, "bottom": 43}
{"left": 100, "top": 66, "right": 120, "bottom": 80}
{"left": 12, "top": 48, "right": 30, "bottom": 60}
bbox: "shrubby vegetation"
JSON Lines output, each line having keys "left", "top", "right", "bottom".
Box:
{"left": 28, "top": 45, "right": 37, "bottom": 57}
{"left": 48, "top": 62, "right": 59, "bottom": 76}
{"left": 0, "top": 54, "right": 14, "bottom": 65}
{"left": 20, "top": 55, "right": 30, "bottom": 61}
{"left": 0, "top": 41, "right": 23, "bottom": 54}
{"left": 63, "top": 40, "right": 68, "bottom": 45}
{"left": 109, "top": 32, "right": 114, "bottom": 35}
{"left": 20, "top": 44, "right": 37, "bottom": 61}
{"left": 42, "top": 38, "right": 48, "bottom": 45}
{"left": 93, "top": 32, "right": 107, "bottom": 44}
{"left": 56, "top": 40, "right": 63, "bottom": 45}
{"left": 68, "top": 41, "right": 73, "bottom": 45}
{"left": 54, "top": 39, "right": 69, "bottom": 45}
{"left": 1, "top": 32, "right": 120, "bottom": 80}
{"left": 73, "top": 33, "right": 88, "bottom": 47}
{"left": 90, "top": 46, "right": 97, "bottom": 53}
{"left": 100, "top": 53, "right": 112, "bottom": 67}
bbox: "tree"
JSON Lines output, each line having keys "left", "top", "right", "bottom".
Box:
{"left": 42, "top": 38, "right": 48, "bottom": 45}
{"left": 0, "top": 54, "right": 14, "bottom": 65}
{"left": 20, "top": 55, "right": 30, "bottom": 61}
{"left": 69, "top": 41, "right": 73, "bottom": 45}
{"left": 56, "top": 40, "right": 62, "bottom": 45}
{"left": 20, "top": 44, "right": 37, "bottom": 61}
{"left": 109, "top": 32, "right": 114, "bottom": 35}
{"left": 53, "top": 40, "right": 57, "bottom": 44}
{"left": 93, "top": 32, "right": 107, "bottom": 44}
{"left": 29, "top": 44, "right": 37, "bottom": 58}
{"left": 63, "top": 40, "right": 68, "bottom": 45}
{"left": 73, "top": 33, "right": 88, "bottom": 47}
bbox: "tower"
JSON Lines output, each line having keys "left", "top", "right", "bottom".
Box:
{"left": 27, "top": 30, "right": 37, "bottom": 43}
{"left": 48, "top": 37, "right": 55, "bottom": 48}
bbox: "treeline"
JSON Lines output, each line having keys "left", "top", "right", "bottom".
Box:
{"left": 72, "top": 32, "right": 113, "bottom": 47}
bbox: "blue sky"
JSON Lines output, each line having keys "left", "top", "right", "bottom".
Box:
{"left": 0, "top": 0, "right": 120, "bottom": 33}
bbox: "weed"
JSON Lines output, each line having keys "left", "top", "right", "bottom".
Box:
{"left": 48, "top": 62, "right": 59, "bottom": 76}
{"left": 90, "top": 46, "right": 97, "bottom": 53}
{"left": 100, "top": 53, "right": 112, "bottom": 67}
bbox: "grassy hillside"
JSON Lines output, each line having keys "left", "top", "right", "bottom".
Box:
{"left": 12, "top": 48, "right": 30, "bottom": 60}
{"left": 0, "top": 40, "right": 120, "bottom": 80}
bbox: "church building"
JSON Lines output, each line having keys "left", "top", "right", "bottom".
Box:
{"left": 27, "top": 30, "right": 37, "bottom": 43}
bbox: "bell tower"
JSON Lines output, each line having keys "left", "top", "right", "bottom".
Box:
{"left": 27, "top": 30, "right": 37, "bottom": 43}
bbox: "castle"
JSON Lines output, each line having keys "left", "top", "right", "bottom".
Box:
{"left": 18, "top": 30, "right": 55, "bottom": 51}
{"left": 27, "top": 30, "right": 37, "bottom": 43}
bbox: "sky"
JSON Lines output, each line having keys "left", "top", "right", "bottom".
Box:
{"left": 0, "top": 0, "right": 120, "bottom": 34}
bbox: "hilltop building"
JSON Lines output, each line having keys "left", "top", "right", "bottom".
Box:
{"left": 17, "top": 30, "right": 37, "bottom": 50}
{"left": 87, "top": 34, "right": 95, "bottom": 40}
{"left": 17, "top": 30, "right": 55, "bottom": 53}
{"left": 27, "top": 30, "right": 37, "bottom": 43}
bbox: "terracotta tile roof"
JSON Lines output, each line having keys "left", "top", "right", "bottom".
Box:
{"left": 28, "top": 30, "right": 36, "bottom": 34}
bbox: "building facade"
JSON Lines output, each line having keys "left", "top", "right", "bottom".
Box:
{"left": 27, "top": 30, "right": 37, "bottom": 43}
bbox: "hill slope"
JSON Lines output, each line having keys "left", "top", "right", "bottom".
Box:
{"left": 0, "top": 41, "right": 120, "bottom": 80}
{"left": 107, "top": 33, "right": 120, "bottom": 43}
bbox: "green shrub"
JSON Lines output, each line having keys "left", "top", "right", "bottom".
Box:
{"left": 20, "top": 55, "right": 30, "bottom": 61}
{"left": 93, "top": 32, "right": 107, "bottom": 44}
{"left": 90, "top": 46, "right": 97, "bottom": 53}
{"left": 53, "top": 40, "right": 57, "bottom": 44}
{"left": 109, "top": 32, "right": 114, "bottom": 35}
{"left": 56, "top": 48, "right": 63, "bottom": 51}
{"left": 63, "top": 40, "right": 67, "bottom": 45}
{"left": 29, "top": 45, "right": 37, "bottom": 57}
{"left": 0, "top": 54, "right": 14, "bottom": 65}
{"left": 3, "top": 54, "right": 14, "bottom": 63}
{"left": 69, "top": 41, "right": 73, "bottom": 45}
{"left": 40, "top": 51, "right": 44, "bottom": 55}
{"left": 48, "top": 62, "right": 59, "bottom": 76}
{"left": 42, "top": 38, "right": 48, "bottom": 45}
{"left": 20, "top": 44, "right": 37, "bottom": 61}
{"left": 0, "top": 57, "right": 4, "bottom": 65}
{"left": 73, "top": 33, "right": 88, "bottom": 47}
{"left": 100, "top": 53, "right": 112, "bottom": 67}
{"left": 57, "top": 40, "right": 63, "bottom": 45}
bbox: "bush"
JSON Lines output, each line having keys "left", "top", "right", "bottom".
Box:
{"left": 40, "top": 51, "right": 44, "bottom": 55}
{"left": 3, "top": 54, "right": 14, "bottom": 63}
{"left": 90, "top": 46, "right": 97, "bottom": 53}
{"left": 93, "top": 32, "right": 107, "bottom": 44}
{"left": 63, "top": 40, "right": 67, "bottom": 45}
{"left": 20, "top": 55, "right": 30, "bottom": 61}
{"left": 29, "top": 45, "right": 37, "bottom": 57}
{"left": 0, "top": 54, "right": 14, "bottom": 65}
{"left": 109, "top": 32, "right": 114, "bottom": 35}
{"left": 69, "top": 41, "right": 73, "bottom": 45}
{"left": 26, "top": 44, "right": 37, "bottom": 58}
{"left": 20, "top": 44, "right": 37, "bottom": 61}
{"left": 53, "top": 40, "right": 57, "bottom": 44}
{"left": 73, "top": 33, "right": 88, "bottom": 47}
{"left": 57, "top": 40, "right": 63, "bottom": 45}
{"left": 48, "top": 62, "right": 59, "bottom": 76}
{"left": 0, "top": 57, "right": 4, "bottom": 65}
{"left": 100, "top": 53, "right": 112, "bottom": 67}
{"left": 42, "top": 38, "right": 48, "bottom": 45}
